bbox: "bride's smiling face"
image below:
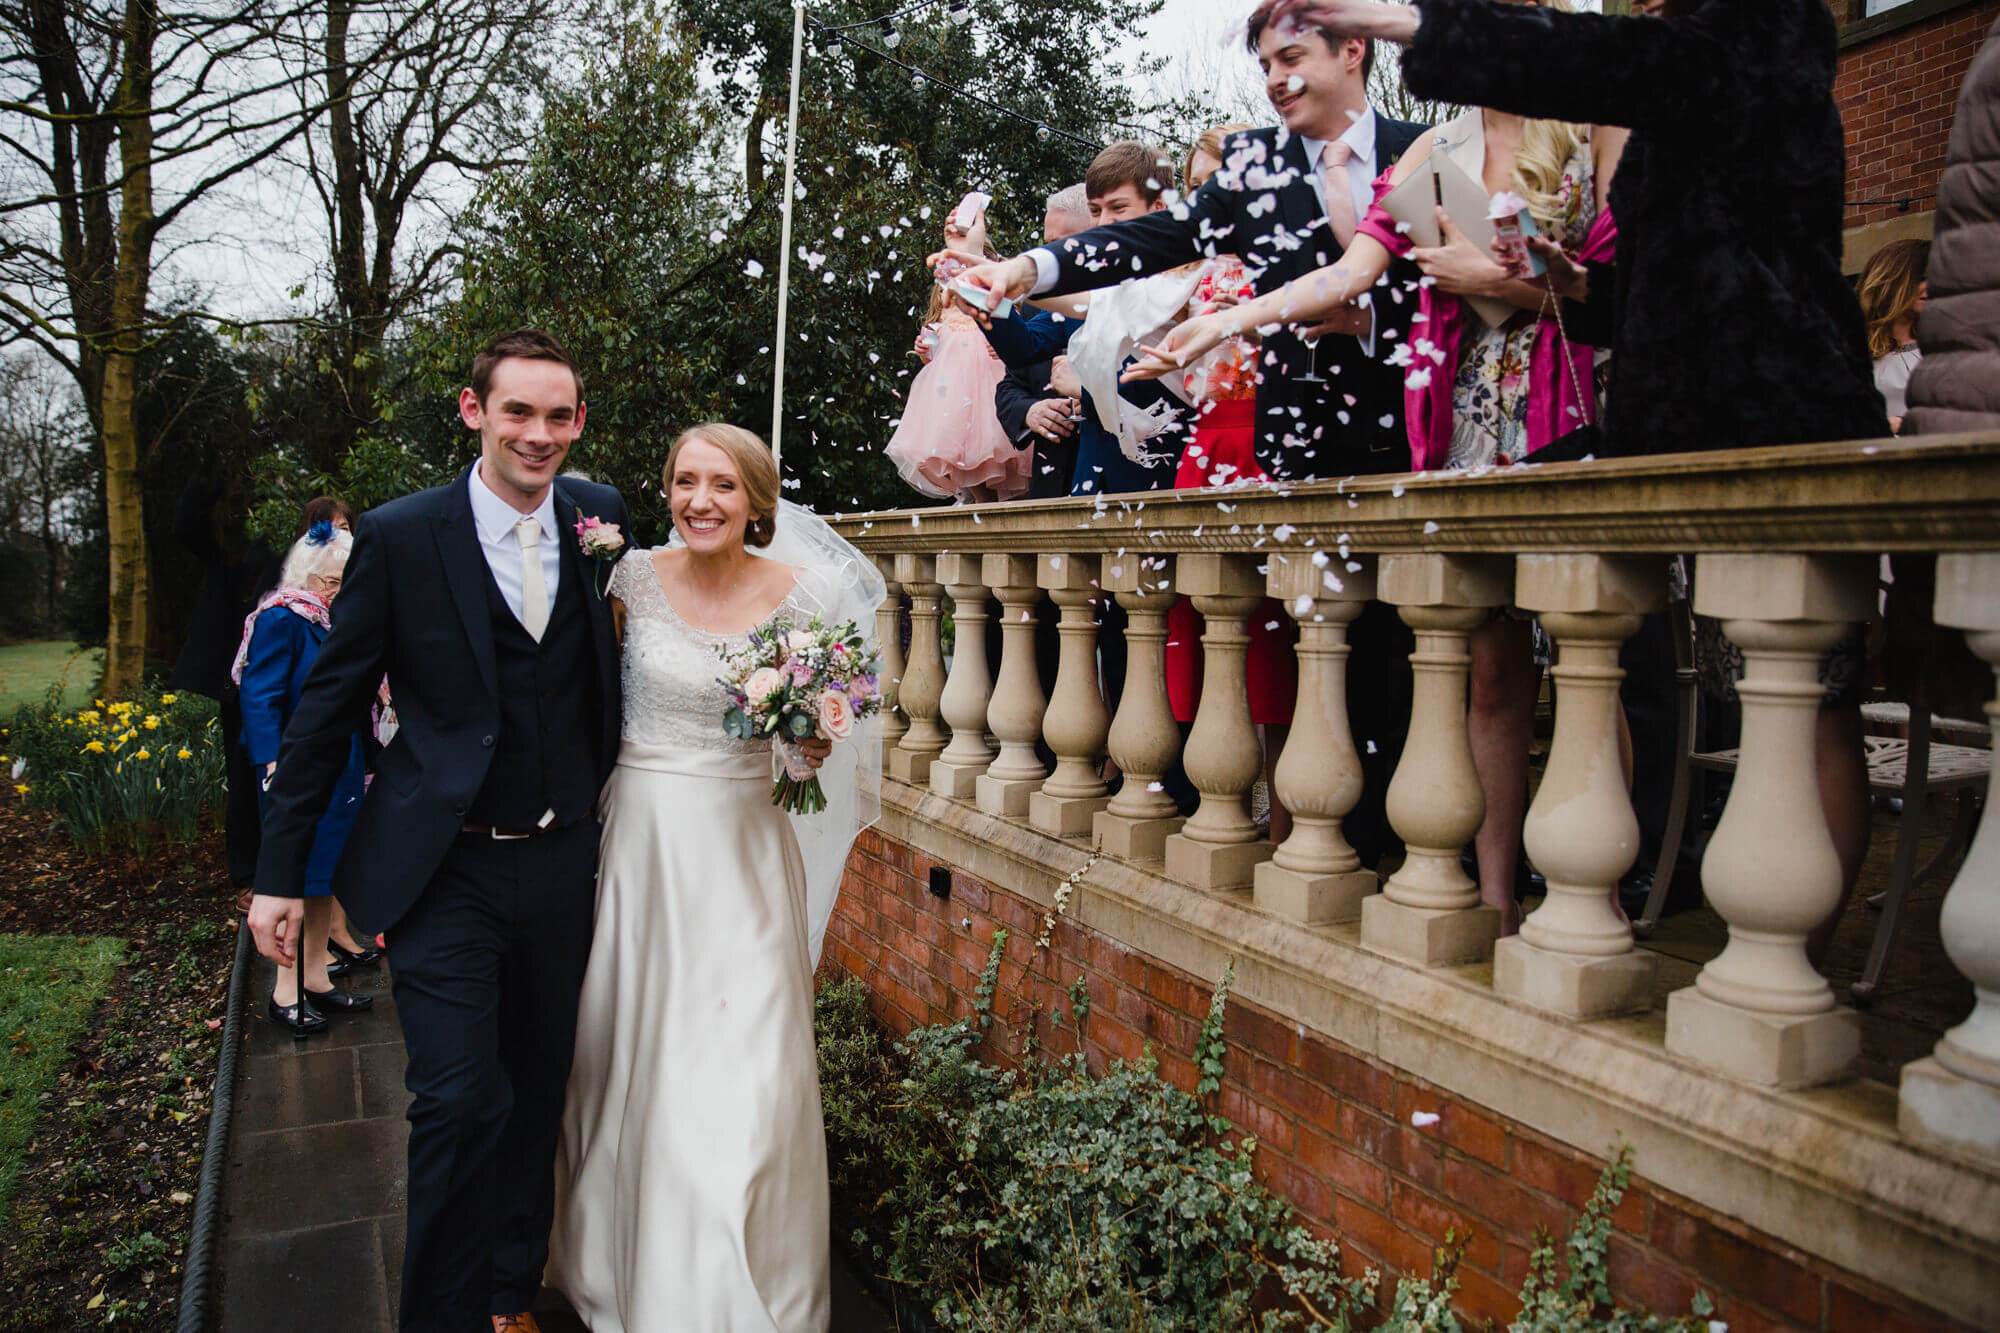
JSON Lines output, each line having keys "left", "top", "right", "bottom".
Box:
{"left": 670, "top": 438, "right": 760, "bottom": 552}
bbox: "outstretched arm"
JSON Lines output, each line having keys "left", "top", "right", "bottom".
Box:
{"left": 1284, "top": 0, "right": 1739, "bottom": 134}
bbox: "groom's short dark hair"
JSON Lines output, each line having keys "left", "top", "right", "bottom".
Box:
{"left": 470, "top": 328, "right": 584, "bottom": 406}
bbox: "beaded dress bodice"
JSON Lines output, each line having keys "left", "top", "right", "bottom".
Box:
{"left": 608, "top": 552, "right": 835, "bottom": 753}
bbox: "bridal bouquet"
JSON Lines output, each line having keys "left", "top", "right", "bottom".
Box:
{"left": 718, "top": 616, "right": 882, "bottom": 814}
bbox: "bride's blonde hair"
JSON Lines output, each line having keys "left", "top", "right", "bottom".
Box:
{"left": 664, "top": 423, "right": 781, "bottom": 549}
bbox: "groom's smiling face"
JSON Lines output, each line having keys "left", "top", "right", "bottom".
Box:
{"left": 459, "top": 356, "right": 587, "bottom": 510}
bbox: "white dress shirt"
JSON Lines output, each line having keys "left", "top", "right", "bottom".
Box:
{"left": 1025, "top": 108, "right": 1384, "bottom": 353}
{"left": 469, "top": 461, "right": 562, "bottom": 631}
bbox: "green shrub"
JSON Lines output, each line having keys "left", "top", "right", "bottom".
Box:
{"left": 3, "top": 685, "right": 225, "bottom": 856}
{"left": 816, "top": 934, "right": 1718, "bottom": 1332}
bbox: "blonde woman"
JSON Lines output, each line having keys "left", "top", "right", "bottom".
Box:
{"left": 1857, "top": 238, "right": 1930, "bottom": 431}
{"left": 550, "top": 424, "right": 883, "bottom": 1332}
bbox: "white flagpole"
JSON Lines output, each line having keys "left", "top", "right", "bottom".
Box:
{"left": 769, "top": 0, "right": 808, "bottom": 471}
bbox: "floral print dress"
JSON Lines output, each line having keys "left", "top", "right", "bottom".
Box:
{"left": 1445, "top": 136, "right": 1600, "bottom": 470}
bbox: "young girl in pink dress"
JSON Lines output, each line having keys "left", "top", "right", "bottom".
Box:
{"left": 884, "top": 204, "right": 1027, "bottom": 502}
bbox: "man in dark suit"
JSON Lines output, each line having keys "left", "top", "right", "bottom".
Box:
{"left": 249, "top": 329, "right": 628, "bottom": 1333}
{"left": 951, "top": 4, "right": 1427, "bottom": 864}
{"left": 952, "top": 4, "right": 1426, "bottom": 481}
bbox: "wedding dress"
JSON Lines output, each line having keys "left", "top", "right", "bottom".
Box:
{"left": 548, "top": 549, "right": 845, "bottom": 1333}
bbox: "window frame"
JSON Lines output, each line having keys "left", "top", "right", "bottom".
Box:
{"left": 1837, "top": 0, "right": 1985, "bottom": 50}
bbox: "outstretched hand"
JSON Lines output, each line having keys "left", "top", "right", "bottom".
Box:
{"left": 1271, "top": 0, "right": 1421, "bottom": 42}
{"left": 1123, "top": 314, "right": 1230, "bottom": 383}
{"left": 928, "top": 254, "right": 1036, "bottom": 328}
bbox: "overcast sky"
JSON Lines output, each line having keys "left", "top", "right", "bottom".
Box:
{"left": 167, "top": 3, "right": 1260, "bottom": 322}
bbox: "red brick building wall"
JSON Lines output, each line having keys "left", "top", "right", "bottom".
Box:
{"left": 1834, "top": 0, "right": 1999, "bottom": 237}
{"left": 824, "top": 827, "right": 1978, "bottom": 1333}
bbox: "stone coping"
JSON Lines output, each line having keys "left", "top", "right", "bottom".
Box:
{"left": 873, "top": 777, "right": 2000, "bottom": 1330}
{"left": 832, "top": 433, "right": 2000, "bottom": 556}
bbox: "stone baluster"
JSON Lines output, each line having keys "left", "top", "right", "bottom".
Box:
{"left": 1664, "top": 554, "right": 1871, "bottom": 1088}
{"left": 1163, "top": 554, "right": 1272, "bottom": 892}
{"left": 888, "top": 554, "right": 947, "bottom": 785}
{"left": 1254, "top": 553, "right": 1378, "bottom": 923}
{"left": 874, "top": 559, "right": 907, "bottom": 760}
{"left": 976, "top": 555, "right": 1048, "bottom": 818}
{"left": 929, "top": 555, "right": 996, "bottom": 798}
{"left": 1494, "top": 555, "right": 1662, "bottom": 1017}
{"left": 1030, "top": 554, "right": 1111, "bottom": 837}
{"left": 1095, "top": 554, "right": 1185, "bottom": 862}
{"left": 1902, "top": 552, "right": 2000, "bottom": 1158}
{"left": 1362, "top": 554, "right": 1510, "bottom": 965}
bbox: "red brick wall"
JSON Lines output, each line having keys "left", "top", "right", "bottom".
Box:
{"left": 1836, "top": 1, "right": 2000, "bottom": 230}
{"left": 824, "top": 827, "right": 1977, "bottom": 1332}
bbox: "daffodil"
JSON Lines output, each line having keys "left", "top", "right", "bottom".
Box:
{"left": 161, "top": 693, "right": 178, "bottom": 705}
{"left": 78, "top": 710, "right": 100, "bottom": 724}
{"left": 176, "top": 748, "right": 192, "bottom": 760}
{"left": 144, "top": 715, "right": 160, "bottom": 730}
{"left": 13, "top": 783, "right": 27, "bottom": 796}
{"left": 133, "top": 749, "right": 151, "bottom": 761}
{"left": 84, "top": 741, "right": 106, "bottom": 754}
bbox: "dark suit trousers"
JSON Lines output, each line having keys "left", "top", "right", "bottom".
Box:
{"left": 387, "top": 818, "right": 598, "bottom": 1332}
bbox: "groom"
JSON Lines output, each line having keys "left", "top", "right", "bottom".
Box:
{"left": 249, "top": 328, "right": 629, "bottom": 1333}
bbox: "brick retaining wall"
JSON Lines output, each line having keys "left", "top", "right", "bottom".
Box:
{"left": 822, "top": 827, "right": 1978, "bottom": 1333}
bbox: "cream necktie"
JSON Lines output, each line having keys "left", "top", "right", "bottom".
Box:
{"left": 1321, "top": 139, "right": 1358, "bottom": 250}
{"left": 515, "top": 516, "right": 548, "bottom": 641}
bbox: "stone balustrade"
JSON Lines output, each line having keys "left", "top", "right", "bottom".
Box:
{"left": 841, "top": 435, "right": 2000, "bottom": 1156}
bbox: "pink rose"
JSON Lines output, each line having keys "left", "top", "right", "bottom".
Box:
{"left": 817, "top": 689, "right": 854, "bottom": 740}
{"left": 745, "top": 668, "right": 785, "bottom": 704}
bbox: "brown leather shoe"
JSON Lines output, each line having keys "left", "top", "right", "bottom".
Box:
{"left": 493, "top": 1316, "right": 542, "bottom": 1333}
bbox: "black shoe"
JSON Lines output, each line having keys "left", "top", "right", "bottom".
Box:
{"left": 268, "top": 997, "right": 329, "bottom": 1038}
{"left": 328, "top": 939, "right": 382, "bottom": 968}
{"left": 303, "top": 986, "right": 373, "bottom": 1014}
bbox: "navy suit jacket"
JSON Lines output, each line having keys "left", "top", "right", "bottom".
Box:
{"left": 1035, "top": 119, "right": 1427, "bottom": 480}
{"left": 253, "top": 465, "right": 628, "bottom": 931}
{"left": 983, "top": 309, "right": 1183, "bottom": 496}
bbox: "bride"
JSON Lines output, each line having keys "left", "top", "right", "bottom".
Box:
{"left": 548, "top": 422, "right": 881, "bottom": 1332}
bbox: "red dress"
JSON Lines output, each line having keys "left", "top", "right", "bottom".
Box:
{"left": 1164, "top": 260, "right": 1299, "bottom": 727}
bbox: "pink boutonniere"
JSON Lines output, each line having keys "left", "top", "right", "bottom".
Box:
{"left": 574, "top": 515, "right": 626, "bottom": 596}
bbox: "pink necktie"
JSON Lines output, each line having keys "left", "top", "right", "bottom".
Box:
{"left": 1321, "top": 140, "right": 1357, "bottom": 249}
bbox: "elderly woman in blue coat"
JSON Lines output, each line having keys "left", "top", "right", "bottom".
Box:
{"left": 234, "top": 521, "right": 374, "bottom": 1036}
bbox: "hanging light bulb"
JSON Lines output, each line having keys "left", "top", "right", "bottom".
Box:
{"left": 947, "top": 0, "right": 973, "bottom": 23}
{"left": 881, "top": 17, "right": 900, "bottom": 47}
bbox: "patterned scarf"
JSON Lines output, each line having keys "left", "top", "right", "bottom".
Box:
{"left": 229, "top": 587, "right": 332, "bottom": 687}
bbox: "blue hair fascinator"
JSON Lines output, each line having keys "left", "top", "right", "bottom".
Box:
{"left": 306, "top": 519, "right": 336, "bottom": 546}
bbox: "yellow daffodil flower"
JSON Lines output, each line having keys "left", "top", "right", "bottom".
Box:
{"left": 13, "top": 784, "right": 27, "bottom": 796}
{"left": 133, "top": 749, "right": 151, "bottom": 761}
{"left": 84, "top": 741, "right": 106, "bottom": 754}
{"left": 176, "top": 748, "right": 192, "bottom": 760}
{"left": 144, "top": 716, "right": 160, "bottom": 729}
{"left": 161, "top": 693, "right": 178, "bottom": 705}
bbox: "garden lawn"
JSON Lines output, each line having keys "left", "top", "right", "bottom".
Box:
{"left": 0, "top": 641, "right": 104, "bottom": 715}
{"left": 0, "top": 934, "right": 125, "bottom": 1226}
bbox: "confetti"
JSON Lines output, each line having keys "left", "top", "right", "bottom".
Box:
{"left": 1410, "top": 1111, "right": 1441, "bottom": 1128}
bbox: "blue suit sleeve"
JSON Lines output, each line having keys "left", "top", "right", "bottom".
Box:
{"left": 982, "top": 309, "right": 1074, "bottom": 370}
{"left": 1040, "top": 176, "right": 1232, "bottom": 299}
{"left": 237, "top": 609, "right": 303, "bottom": 767}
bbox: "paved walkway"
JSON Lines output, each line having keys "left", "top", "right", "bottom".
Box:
{"left": 217, "top": 952, "right": 900, "bottom": 1331}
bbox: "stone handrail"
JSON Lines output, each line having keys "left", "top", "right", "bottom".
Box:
{"left": 832, "top": 434, "right": 2000, "bottom": 554}
{"left": 837, "top": 433, "right": 2000, "bottom": 1173}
